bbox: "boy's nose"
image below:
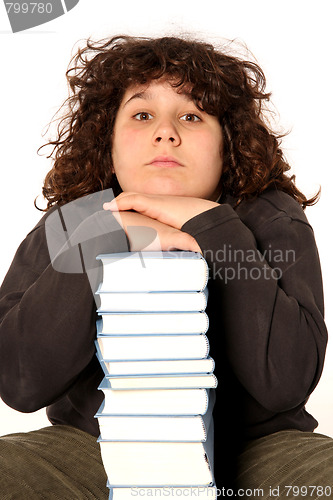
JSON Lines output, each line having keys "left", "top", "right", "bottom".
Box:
{"left": 153, "top": 121, "right": 181, "bottom": 146}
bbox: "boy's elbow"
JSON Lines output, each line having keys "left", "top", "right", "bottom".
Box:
{"left": 262, "top": 391, "right": 306, "bottom": 413}
{"left": 0, "top": 377, "right": 46, "bottom": 414}
{"left": 256, "top": 375, "right": 315, "bottom": 413}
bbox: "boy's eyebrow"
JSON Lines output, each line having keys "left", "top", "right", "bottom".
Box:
{"left": 122, "top": 89, "right": 194, "bottom": 108}
{"left": 123, "top": 91, "right": 152, "bottom": 108}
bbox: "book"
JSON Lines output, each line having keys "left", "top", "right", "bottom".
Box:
{"left": 95, "top": 334, "right": 210, "bottom": 361}
{"left": 97, "top": 312, "right": 209, "bottom": 335}
{"left": 98, "top": 380, "right": 211, "bottom": 415}
{"left": 97, "top": 288, "right": 208, "bottom": 313}
{"left": 97, "top": 414, "right": 210, "bottom": 442}
{"left": 96, "top": 390, "right": 215, "bottom": 441}
{"left": 93, "top": 250, "right": 217, "bottom": 495}
{"left": 102, "top": 374, "right": 217, "bottom": 390}
{"left": 96, "top": 251, "right": 209, "bottom": 292}
{"left": 97, "top": 356, "right": 215, "bottom": 376}
{"left": 107, "top": 486, "right": 217, "bottom": 499}
{"left": 97, "top": 440, "right": 214, "bottom": 486}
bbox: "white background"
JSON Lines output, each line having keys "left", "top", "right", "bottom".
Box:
{"left": 0, "top": 0, "right": 332, "bottom": 437}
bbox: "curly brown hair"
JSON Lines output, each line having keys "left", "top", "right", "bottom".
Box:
{"left": 39, "top": 35, "right": 318, "bottom": 211}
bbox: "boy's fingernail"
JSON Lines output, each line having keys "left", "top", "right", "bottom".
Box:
{"left": 103, "top": 201, "right": 116, "bottom": 210}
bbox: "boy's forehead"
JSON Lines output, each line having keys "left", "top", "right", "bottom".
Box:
{"left": 122, "top": 80, "right": 194, "bottom": 107}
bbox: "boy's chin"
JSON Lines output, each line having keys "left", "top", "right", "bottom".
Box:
{"left": 134, "top": 180, "right": 190, "bottom": 197}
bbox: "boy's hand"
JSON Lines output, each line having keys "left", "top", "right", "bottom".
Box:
{"left": 112, "top": 210, "right": 201, "bottom": 253}
{"left": 103, "top": 193, "right": 219, "bottom": 230}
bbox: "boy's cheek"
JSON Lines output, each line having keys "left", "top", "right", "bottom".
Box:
{"left": 119, "top": 129, "right": 145, "bottom": 154}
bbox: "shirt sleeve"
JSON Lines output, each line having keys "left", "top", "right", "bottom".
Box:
{"left": 181, "top": 198, "right": 327, "bottom": 413}
{"left": 0, "top": 209, "right": 129, "bottom": 413}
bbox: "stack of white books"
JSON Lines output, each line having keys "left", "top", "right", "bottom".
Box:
{"left": 94, "top": 251, "right": 217, "bottom": 500}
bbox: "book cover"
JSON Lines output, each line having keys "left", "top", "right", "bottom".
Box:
{"left": 107, "top": 485, "right": 217, "bottom": 500}
{"left": 97, "top": 312, "right": 209, "bottom": 335}
{"left": 102, "top": 374, "right": 217, "bottom": 390}
{"left": 96, "top": 288, "right": 208, "bottom": 313}
{"left": 95, "top": 334, "right": 210, "bottom": 361}
{"left": 98, "top": 440, "right": 214, "bottom": 486}
{"left": 96, "top": 355, "right": 215, "bottom": 377}
{"left": 96, "top": 390, "right": 216, "bottom": 442}
{"left": 96, "top": 251, "right": 209, "bottom": 292}
{"left": 97, "top": 383, "right": 211, "bottom": 416}
{"left": 97, "top": 415, "right": 208, "bottom": 442}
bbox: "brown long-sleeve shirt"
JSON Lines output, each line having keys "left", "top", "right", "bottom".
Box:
{"left": 0, "top": 188, "right": 327, "bottom": 484}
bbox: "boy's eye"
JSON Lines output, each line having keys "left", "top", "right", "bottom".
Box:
{"left": 180, "top": 113, "right": 201, "bottom": 123}
{"left": 133, "top": 112, "right": 153, "bottom": 121}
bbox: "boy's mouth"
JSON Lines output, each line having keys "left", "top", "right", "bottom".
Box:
{"left": 149, "top": 156, "right": 184, "bottom": 168}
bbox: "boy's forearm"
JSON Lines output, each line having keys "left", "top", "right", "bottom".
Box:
{"left": 181, "top": 203, "right": 327, "bottom": 412}
{"left": 0, "top": 213, "right": 129, "bottom": 413}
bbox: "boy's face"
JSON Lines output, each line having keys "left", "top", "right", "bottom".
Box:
{"left": 111, "top": 79, "right": 223, "bottom": 200}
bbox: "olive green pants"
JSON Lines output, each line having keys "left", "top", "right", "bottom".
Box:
{"left": 236, "top": 430, "right": 333, "bottom": 499}
{"left": 0, "top": 425, "right": 108, "bottom": 499}
{"left": 0, "top": 426, "right": 333, "bottom": 499}
{"left": 237, "top": 430, "right": 333, "bottom": 500}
